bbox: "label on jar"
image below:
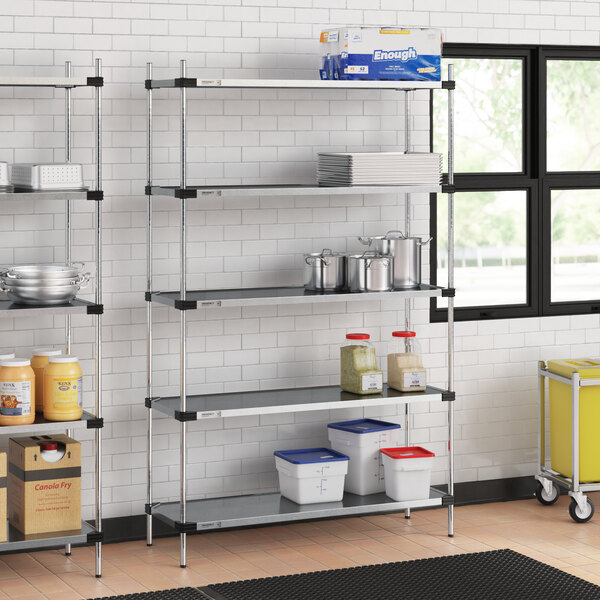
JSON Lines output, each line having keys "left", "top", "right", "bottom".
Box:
{"left": 361, "top": 373, "right": 383, "bottom": 392}
{"left": 0, "top": 381, "right": 32, "bottom": 415}
{"left": 50, "top": 377, "right": 82, "bottom": 409}
{"left": 403, "top": 371, "right": 426, "bottom": 388}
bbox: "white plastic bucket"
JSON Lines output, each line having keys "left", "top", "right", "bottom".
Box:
{"left": 328, "top": 419, "right": 402, "bottom": 495}
{"left": 274, "top": 448, "right": 349, "bottom": 505}
{"left": 380, "top": 446, "right": 435, "bottom": 502}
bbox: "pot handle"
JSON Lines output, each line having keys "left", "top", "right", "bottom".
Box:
{"left": 305, "top": 255, "right": 326, "bottom": 266}
{"left": 384, "top": 230, "right": 406, "bottom": 239}
{"left": 365, "top": 256, "right": 391, "bottom": 269}
{"left": 76, "top": 272, "right": 91, "bottom": 288}
{"left": 418, "top": 236, "right": 433, "bottom": 246}
{"left": 358, "top": 237, "right": 373, "bottom": 246}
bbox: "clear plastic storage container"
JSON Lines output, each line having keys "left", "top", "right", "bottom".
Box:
{"left": 387, "top": 331, "right": 426, "bottom": 393}
{"left": 340, "top": 333, "right": 383, "bottom": 395}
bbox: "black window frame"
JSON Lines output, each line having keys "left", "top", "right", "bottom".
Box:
{"left": 430, "top": 43, "right": 600, "bottom": 322}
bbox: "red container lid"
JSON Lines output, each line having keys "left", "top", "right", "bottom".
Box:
{"left": 41, "top": 442, "right": 58, "bottom": 452}
{"left": 392, "top": 331, "right": 416, "bottom": 338}
{"left": 346, "top": 333, "right": 370, "bottom": 340}
{"left": 380, "top": 446, "right": 435, "bottom": 459}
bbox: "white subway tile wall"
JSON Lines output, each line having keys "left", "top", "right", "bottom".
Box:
{"left": 0, "top": 0, "right": 598, "bottom": 520}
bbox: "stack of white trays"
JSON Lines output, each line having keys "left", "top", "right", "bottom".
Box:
{"left": 317, "top": 152, "right": 442, "bottom": 187}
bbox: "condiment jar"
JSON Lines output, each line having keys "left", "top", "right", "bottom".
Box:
{"left": 31, "top": 348, "right": 62, "bottom": 413}
{"left": 43, "top": 355, "right": 83, "bottom": 422}
{"left": 0, "top": 358, "right": 35, "bottom": 426}
{"left": 340, "top": 333, "right": 383, "bottom": 395}
{"left": 387, "top": 331, "right": 427, "bottom": 392}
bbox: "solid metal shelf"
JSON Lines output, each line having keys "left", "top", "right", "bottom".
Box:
{"left": 1, "top": 189, "right": 89, "bottom": 201}
{"left": 149, "top": 183, "right": 441, "bottom": 199}
{"left": 0, "top": 521, "right": 100, "bottom": 554}
{"left": 0, "top": 411, "right": 101, "bottom": 436}
{"left": 152, "top": 489, "right": 449, "bottom": 531}
{"left": 0, "top": 76, "right": 96, "bottom": 88}
{"left": 0, "top": 298, "right": 100, "bottom": 318}
{"left": 148, "top": 284, "right": 447, "bottom": 310}
{"left": 147, "top": 78, "right": 447, "bottom": 91}
{"left": 149, "top": 384, "right": 447, "bottom": 421}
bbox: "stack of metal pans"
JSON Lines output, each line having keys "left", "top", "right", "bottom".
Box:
{"left": 0, "top": 264, "right": 90, "bottom": 305}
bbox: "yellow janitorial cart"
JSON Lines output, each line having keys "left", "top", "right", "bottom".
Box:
{"left": 536, "top": 359, "right": 600, "bottom": 523}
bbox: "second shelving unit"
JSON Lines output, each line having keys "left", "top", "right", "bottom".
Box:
{"left": 145, "top": 61, "right": 456, "bottom": 568}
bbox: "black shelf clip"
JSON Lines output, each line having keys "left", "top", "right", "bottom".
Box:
{"left": 441, "top": 184, "right": 456, "bottom": 194}
{"left": 86, "top": 417, "right": 104, "bottom": 429}
{"left": 145, "top": 291, "right": 152, "bottom": 302}
{"left": 86, "top": 190, "right": 103, "bottom": 201}
{"left": 145, "top": 79, "right": 152, "bottom": 90}
{"left": 442, "top": 80, "right": 455, "bottom": 90}
{"left": 173, "top": 77, "right": 198, "bottom": 88}
{"left": 86, "top": 530, "right": 104, "bottom": 543}
{"left": 174, "top": 188, "right": 198, "bottom": 199}
{"left": 174, "top": 409, "right": 197, "bottom": 422}
{"left": 145, "top": 185, "right": 152, "bottom": 196}
{"left": 174, "top": 299, "right": 198, "bottom": 311}
{"left": 442, "top": 494, "right": 455, "bottom": 506}
{"left": 86, "top": 76, "right": 104, "bottom": 87}
{"left": 145, "top": 502, "right": 161, "bottom": 515}
{"left": 442, "top": 288, "right": 456, "bottom": 298}
{"left": 86, "top": 304, "right": 104, "bottom": 315}
{"left": 175, "top": 520, "right": 197, "bottom": 534}
{"left": 145, "top": 396, "right": 161, "bottom": 409}
{"left": 442, "top": 390, "right": 456, "bottom": 402}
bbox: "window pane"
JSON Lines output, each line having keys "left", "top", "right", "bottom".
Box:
{"left": 434, "top": 58, "right": 523, "bottom": 173}
{"left": 551, "top": 189, "right": 600, "bottom": 302}
{"left": 437, "top": 190, "right": 527, "bottom": 307}
{"left": 547, "top": 60, "right": 600, "bottom": 172}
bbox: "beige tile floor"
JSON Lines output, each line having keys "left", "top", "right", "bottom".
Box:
{"left": 2, "top": 493, "right": 600, "bottom": 599}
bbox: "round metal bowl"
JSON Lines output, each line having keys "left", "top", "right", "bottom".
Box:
{"left": 2, "top": 263, "right": 84, "bottom": 280}
{"left": 4, "top": 285, "right": 80, "bottom": 306}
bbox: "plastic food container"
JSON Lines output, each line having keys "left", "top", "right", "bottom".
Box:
{"left": 0, "top": 353, "right": 15, "bottom": 361}
{"left": 380, "top": 446, "right": 435, "bottom": 502}
{"left": 0, "top": 358, "right": 35, "bottom": 426}
{"left": 274, "top": 447, "right": 349, "bottom": 504}
{"left": 43, "top": 355, "right": 83, "bottom": 422}
{"left": 10, "top": 163, "right": 85, "bottom": 190}
{"left": 328, "top": 419, "right": 402, "bottom": 495}
{"left": 31, "top": 348, "right": 62, "bottom": 413}
{"left": 387, "top": 331, "right": 427, "bottom": 392}
{"left": 340, "top": 333, "right": 383, "bottom": 395}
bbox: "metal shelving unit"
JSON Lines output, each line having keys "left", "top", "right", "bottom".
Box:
{"left": 145, "top": 61, "right": 456, "bottom": 568}
{"left": 0, "top": 61, "right": 104, "bottom": 577}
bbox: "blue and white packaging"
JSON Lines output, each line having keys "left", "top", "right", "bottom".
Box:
{"left": 320, "top": 26, "right": 442, "bottom": 81}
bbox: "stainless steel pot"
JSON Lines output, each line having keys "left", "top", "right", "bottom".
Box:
{"left": 5, "top": 272, "right": 89, "bottom": 288}
{"left": 347, "top": 252, "right": 394, "bottom": 292}
{"left": 2, "top": 263, "right": 84, "bottom": 280}
{"left": 304, "top": 249, "right": 346, "bottom": 291}
{"left": 1, "top": 283, "right": 80, "bottom": 305}
{"left": 359, "top": 231, "right": 432, "bottom": 289}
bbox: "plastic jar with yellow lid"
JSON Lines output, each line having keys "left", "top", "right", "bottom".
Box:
{"left": 43, "top": 355, "right": 83, "bottom": 421}
{"left": 0, "top": 358, "right": 35, "bottom": 426}
{"left": 31, "top": 348, "right": 62, "bottom": 413}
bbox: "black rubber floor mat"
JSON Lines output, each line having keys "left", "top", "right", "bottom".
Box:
{"left": 91, "top": 588, "right": 210, "bottom": 600}
{"left": 199, "top": 549, "right": 600, "bottom": 600}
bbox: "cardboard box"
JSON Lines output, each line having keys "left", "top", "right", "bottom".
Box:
{"left": 0, "top": 451, "right": 6, "bottom": 543}
{"left": 320, "top": 26, "right": 442, "bottom": 81}
{"left": 8, "top": 435, "right": 81, "bottom": 535}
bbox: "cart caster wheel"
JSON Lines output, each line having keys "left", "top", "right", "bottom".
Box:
{"left": 569, "top": 498, "right": 594, "bottom": 523}
{"left": 535, "top": 481, "right": 560, "bottom": 505}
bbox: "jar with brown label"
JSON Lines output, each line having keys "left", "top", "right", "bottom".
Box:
{"left": 387, "top": 331, "right": 427, "bottom": 393}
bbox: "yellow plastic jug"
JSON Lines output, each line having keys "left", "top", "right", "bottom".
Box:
{"left": 547, "top": 358, "right": 600, "bottom": 482}
{"left": 43, "top": 355, "right": 83, "bottom": 422}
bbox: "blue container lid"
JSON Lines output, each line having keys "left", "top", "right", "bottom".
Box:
{"left": 328, "top": 418, "right": 401, "bottom": 434}
{"left": 274, "top": 447, "right": 349, "bottom": 464}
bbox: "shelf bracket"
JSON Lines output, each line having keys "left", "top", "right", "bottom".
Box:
{"left": 175, "top": 521, "right": 197, "bottom": 533}
{"left": 145, "top": 502, "right": 161, "bottom": 515}
{"left": 86, "top": 76, "right": 104, "bottom": 87}
{"left": 145, "top": 397, "right": 162, "bottom": 409}
{"left": 174, "top": 409, "right": 197, "bottom": 422}
{"left": 86, "top": 304, "right": 104, "bottom": 315}
{"left": 442, "top": 494, "right": 455, "bottom": 506}
{"left": 174, "top": 299, "right": 198, "bottom": 311}
{"left": 442, "top": 80, "right": 455, "bottom": 90}
{"left": 86, "top": 530, "right": 104, "bottom": 543}
{"left": 441, "top": 288, "right": 455, "bottom": 298}
{"left": 441, "top": 184, "right": 456, "bottom": 194}
{"left": 86, "top": 190, "right": 103, "bottom": 201}
{"left": 442, "top": 391, "right": 456, "bottom": 402}
{"left": 86, "top": 417, "right": 104, "bottom": 429}
{"left": 174, "top": 188, "right": 198, "bottom": 199}
{"left": 173, "top": 77, "right": 198, "bottom": 88}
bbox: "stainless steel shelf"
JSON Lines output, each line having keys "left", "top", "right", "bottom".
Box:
{"left": 0, "top": 298, "right": 99, "bottom": 318}
{"left": 153, "top": 489, "right": 449, "bottom": 531}
{"left": 150, "top": 384, "right": 446, "bottom": 420}
{"left": 150, "top": 183, "right": 441, "bottom": 199}
{"left": 148, "top": 78, "right": 446, "bottom": 91}
{"left": 1, "top": 189, "right": 89, "bottom": 201}
{"left": 0, "top": 521, "right": 98, "bottom": 553}
{"left": 149, "top": 284, "right": 447, "bottom": 310}
{"left": 0, "top": 76, "right": 91, "bottom": 88}
{"left": 0, "top": 411, "right": 100, "bottom": 436}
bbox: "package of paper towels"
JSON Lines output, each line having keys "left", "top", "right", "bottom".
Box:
{"left": 320, "top": 27, "right": 442, "bottom": 81}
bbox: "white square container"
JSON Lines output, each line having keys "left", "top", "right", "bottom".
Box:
{"left": 380, "top": 446, "right": 435, "bottom": 502}
{"left": 274, "top": 447, "right": 349, "bottom": 505}
{"left": 10, "top": 163, "right": 85, "bottom": 190}
{"left": 0, "top": 162, "right": 8, "bottom": 187}
{"left": 328, "top": 418, "right": 402, "bottom": 495}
